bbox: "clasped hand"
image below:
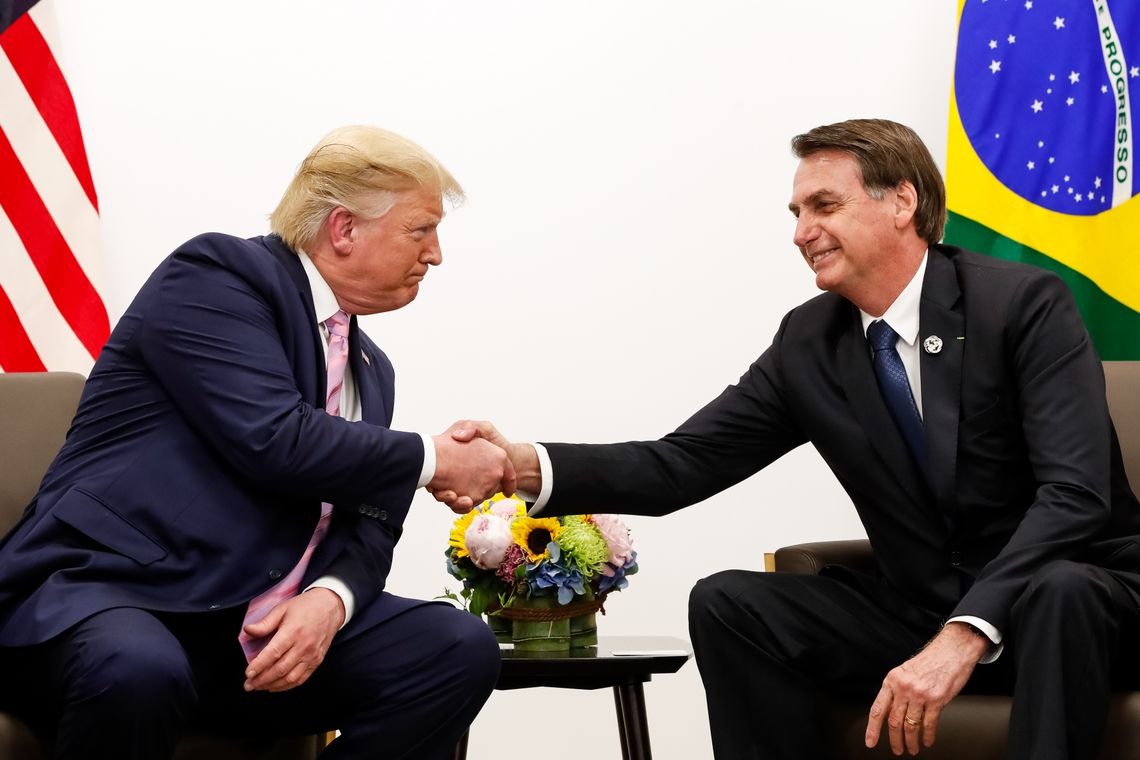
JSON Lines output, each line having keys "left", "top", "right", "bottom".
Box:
{"left": 427, "top": 420, "right": 517, "bottom": 513}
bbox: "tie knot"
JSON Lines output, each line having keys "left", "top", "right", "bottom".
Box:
{"left": 867, "top": 319, "right": 899, "bottom": 352}
{"left": 325, "top": 310, "right": 349, "bottom": 339}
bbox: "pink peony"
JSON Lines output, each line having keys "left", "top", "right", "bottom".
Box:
{"left": 592, "top": 514, "right": 634, "bottom": 568}
{"left": 489, "top": 498, "right": 524, "bottom": 520}
{"left": 464, "top": 514, "right": 514, "bottom": 570}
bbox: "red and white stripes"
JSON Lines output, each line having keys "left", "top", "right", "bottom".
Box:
{"left": 0, "top": 0, "right": 107, "bottom": 373}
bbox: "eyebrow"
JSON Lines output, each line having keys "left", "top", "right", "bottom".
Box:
{"left": 788, "top": 189, "right": 837, "bottom": 214}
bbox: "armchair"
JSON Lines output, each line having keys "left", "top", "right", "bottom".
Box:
{"left": 0, "top": 372, "right": 325, "bottom": 760}
{"left": 765, "top": 361, "right": 1140, "bottom": 759}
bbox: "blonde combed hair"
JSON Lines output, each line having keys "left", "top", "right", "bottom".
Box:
{"left": 270, "top": 125, "right": 464, "bottom": 251}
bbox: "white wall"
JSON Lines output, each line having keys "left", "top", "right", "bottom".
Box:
{"left": 52, "top": 1, "right": 958, "bottom": 756}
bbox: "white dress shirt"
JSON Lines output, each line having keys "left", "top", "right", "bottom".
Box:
{"left": 299, "top": 252, "right": 436, "bottom": 626}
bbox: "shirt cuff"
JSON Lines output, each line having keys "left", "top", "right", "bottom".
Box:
{"left": 417, "top": 433, "right": 436, "bottom": 489}
{"left": 306, "top": 576, "right": 355, "bottom": 629}
{"left": 525, "top": 443, "right": 554, "bottom": 515}
{"left": 947, "top": 615, "right": 1003, "bottom": 664}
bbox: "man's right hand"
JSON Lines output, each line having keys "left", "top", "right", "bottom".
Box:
{"left": 428, "top": 421, "right": 543, "bottom": 510}
{"left": 428, "top": 432, "right": 517, "bottom": 513}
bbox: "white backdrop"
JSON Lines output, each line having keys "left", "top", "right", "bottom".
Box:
{"left": 51, "top": 1, "right": 958, "bottom": 756}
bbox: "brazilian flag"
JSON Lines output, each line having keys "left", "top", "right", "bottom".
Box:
{"left": 947, "top": 0, "right": 1140, "bottom": 358}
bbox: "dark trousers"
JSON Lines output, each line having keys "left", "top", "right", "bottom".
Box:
{"left": 0, "top": 597, "right": 500, "bottom": 760}
{"left": 688, "top": 561, "right": 1140, "bottom": 760}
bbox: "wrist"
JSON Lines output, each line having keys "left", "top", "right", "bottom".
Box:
{"left": 943, "top": 621, "right": 991, "bottom": 661}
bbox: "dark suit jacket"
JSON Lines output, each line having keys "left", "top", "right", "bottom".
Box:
{"left": 0, "top": 233, "right": 425, "bottom": 646}
{"left": 540, "top": 245, "right": 1140, "bottom": 632}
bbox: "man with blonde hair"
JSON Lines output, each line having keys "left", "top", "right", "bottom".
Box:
{"left": 0, "top": 125, "right": 511, "bottom": 759}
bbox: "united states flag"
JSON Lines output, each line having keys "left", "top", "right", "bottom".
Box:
{"left": 0, "top": 0, "right": 108, "bottom": 373}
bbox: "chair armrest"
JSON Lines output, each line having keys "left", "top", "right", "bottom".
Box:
{"left": 769, "top": 539, "right": 874, "bottom": 575}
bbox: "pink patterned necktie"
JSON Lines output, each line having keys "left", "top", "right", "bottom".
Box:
{"left": 239, "top": 309, "right": 350, "bottom": 661}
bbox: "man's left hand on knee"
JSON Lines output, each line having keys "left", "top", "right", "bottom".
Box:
{"left": 865, "top": 622, "right": 989, "bottom": 755}
{"left": 243, "top": 589, "right": 344, "bottom": 693}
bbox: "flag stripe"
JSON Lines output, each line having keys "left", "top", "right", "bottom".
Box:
{"left": 0, "top": 204, "right": 93, "bottom": 372}
{"left": 946, "top": 212, "right": 1140, "bottom": 360}
{"left": 0, "top": 12, "right": 97, "bottom": 210}
{"left": 0, "top": 124, "right": 108, "bottom": 359}
{"left": 0, "top": 284, "right": 46, "bottom": 372}
{"left": 0, "top": 41, "right": 102, "bottom": 288}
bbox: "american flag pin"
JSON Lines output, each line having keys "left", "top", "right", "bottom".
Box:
{"left": 361, "top": 351, "right": 371, "bottom": 366}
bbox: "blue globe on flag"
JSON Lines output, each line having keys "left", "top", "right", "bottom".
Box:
{"left": 955, "top": 0, "right": 1139, "bottom": 216}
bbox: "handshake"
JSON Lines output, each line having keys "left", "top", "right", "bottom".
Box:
{"left": 426, "top": 420, "right": 538, "bottom": 513}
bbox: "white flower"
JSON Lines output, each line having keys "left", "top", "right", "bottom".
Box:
{"left": 592, "top": 514, "right": 635, "bottom": 568}
{"left": 464, "top": 514, "right": 514, "bottom": 570}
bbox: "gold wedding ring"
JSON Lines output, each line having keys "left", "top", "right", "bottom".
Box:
{"left": 904, "top": 715, "right": 921, "bottom": 727}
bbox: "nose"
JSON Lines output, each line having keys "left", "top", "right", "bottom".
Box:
{"left": 793, "top": 213, "right": 817, "bottom": 250}
{"left": 423, "top": 232, "right": 442, "bottom": 266}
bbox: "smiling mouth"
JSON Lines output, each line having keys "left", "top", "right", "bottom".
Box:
{"left": 808, "top": 248, "right": 837, "bottom": 269}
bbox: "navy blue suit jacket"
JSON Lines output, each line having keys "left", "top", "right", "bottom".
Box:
{"left": 0, "top": 233, "right": 425, "bottom": 646}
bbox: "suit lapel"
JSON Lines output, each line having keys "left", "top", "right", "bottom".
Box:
{"left": 264, "top": 236, "right": 327, "bottom": 407}
{"left": 837, "top": 310, "right": 930, "bottom": 507}
{"left": 349, "top": 318, "right": 388, "bottom": 424}
{"left": 919, "top": 247, "right": 965, "bottom": 515}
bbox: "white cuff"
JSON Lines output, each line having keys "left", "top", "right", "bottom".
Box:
{"left": 306, "top": 576, "right": 355, "bottom": 628}
{"left": 525, "top": 443, "right": 554, "bottom": 515}
{"left": 947, "top": 615, "right": 1003, "bottom": 664}
{"left": 417, "top": 433, "right": 436, "bottom": 489}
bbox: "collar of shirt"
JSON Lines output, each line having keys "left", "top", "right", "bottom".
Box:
{"left": 298, "top": 251, "right": 343, "bottom": 328}
{"left": 857, "top": 250, "right": 929, "bottom": 417}
{"left": 858, "top": 250, "right": 929, "bottom": 348}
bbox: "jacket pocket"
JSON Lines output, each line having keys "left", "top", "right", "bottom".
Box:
{"left": 52, "top": 488, "right": 167, "bottom": 565}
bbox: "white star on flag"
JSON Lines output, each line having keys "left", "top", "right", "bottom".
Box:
{"left": 1007, "top": 34, "right": 1016, "bottom": 44}
{"left": 1052, "top": 185, "right": 1060, "bottom": 193}
{"left": 1131, "top": 66, "right": 1139, "bottom": 78}
{"left": 1027, "top": 161, "right": 1036, "bottom": 169}
{"left": 1024, "top": 1, "right": 1033, "bottom": 8}
{"left": 1094, "top": 177, "right": 1102, "bottom": 188}
{"left": 990, "top": 60, "right": 1002, "bottom": 74}
{"left": 1066, "top": 97, "right": 1075, "bottom": 106}
{"left": 1031, "top": 100, "right": 1044, "bottom": 113}
{"left": 989, "top": 40, "right": 998, "bottom": 50}
{"left": 1068, "top": 71, "right": 1079, "bottom": 84}
{"left": 1053, "top": 16, "right": 1065, "bottom": 29}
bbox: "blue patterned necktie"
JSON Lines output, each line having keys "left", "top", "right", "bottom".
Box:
{"left": 867, "top": 319, "right": 928, "bottom": 474}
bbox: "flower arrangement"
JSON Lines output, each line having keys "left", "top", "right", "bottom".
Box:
{"left": 445, "top": 493, "right": 638, "bottom": 618}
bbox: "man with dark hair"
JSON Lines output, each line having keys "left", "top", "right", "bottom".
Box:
{"left": 444, "top": 119, "right": 1140, "bottom": 759}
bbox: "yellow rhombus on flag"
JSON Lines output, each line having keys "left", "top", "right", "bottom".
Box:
{"left": 946, "top": 0, "right": 1140, "bottom": 358}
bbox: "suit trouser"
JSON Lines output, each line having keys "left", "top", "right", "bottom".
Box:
{"left": 688, "top": 562, "right": 1140, "bottom": 760}
{"left": 0, "top": 597, "right": 500, "bottom": 760}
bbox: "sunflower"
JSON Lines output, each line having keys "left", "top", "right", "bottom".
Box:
{"left": 510, "top": 517, "right": 562, "bottom": 562}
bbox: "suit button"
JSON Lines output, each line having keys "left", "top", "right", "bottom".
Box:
{"left": 269, "top": 568, "right": 283, "bottom": 580}
{"left": 950, "top": 551, "right": 963, "bottom": 567}
{"left": 358, "top": 504, "right": 371, "bottom": 515}
{"left": 377, "top": 509, "right": 388, "bottom": 521}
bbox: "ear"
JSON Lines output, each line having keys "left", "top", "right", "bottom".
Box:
{"left": 893, "top": 181, "right": 918, "bottom": 231}
{"left": 326, "top": 207, "right": 356, "bottom": 255}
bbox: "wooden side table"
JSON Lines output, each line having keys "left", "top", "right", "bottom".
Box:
{"left": 453, "top": 635, "right": 691, "bottom": 760}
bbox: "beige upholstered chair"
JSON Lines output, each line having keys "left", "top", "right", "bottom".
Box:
{"left": 0, "top": 372, "right": 325, "bottom": 760}
{"left": 765, "top": 361, "right": 1140, "bottom": 759}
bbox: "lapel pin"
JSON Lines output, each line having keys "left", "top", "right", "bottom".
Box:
{"left": 923, "top": 335, "right": 943, "bottom": 354}
{"left": 361, "top": 351, "right": 371, "bottom": 366}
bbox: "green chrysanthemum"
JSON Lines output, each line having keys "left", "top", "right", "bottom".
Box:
{"left": 556, "top": 521, "right": 609, "bottom": 576}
